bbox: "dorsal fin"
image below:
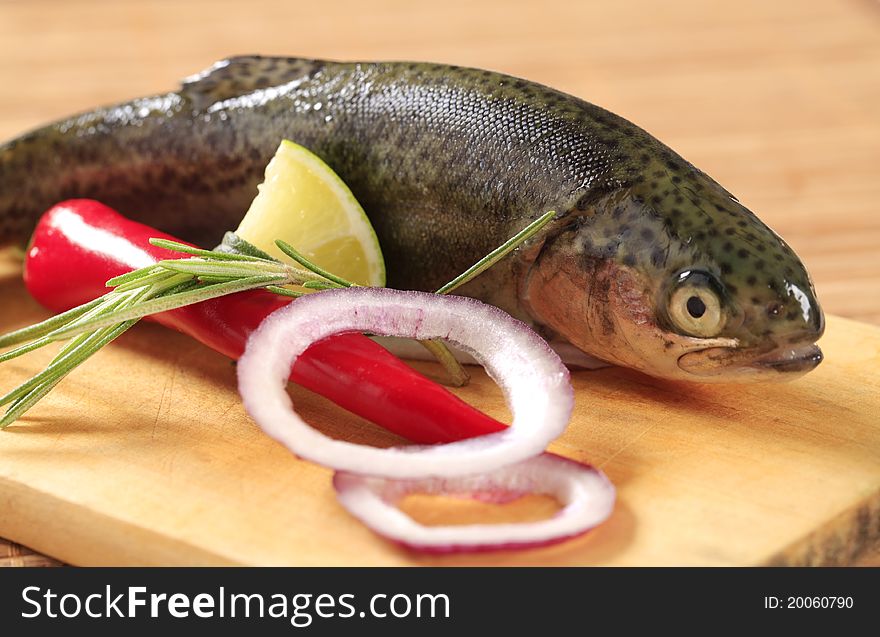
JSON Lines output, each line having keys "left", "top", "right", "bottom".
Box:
{"left": 179, "top": 56, "right": 323, "bottom": 111}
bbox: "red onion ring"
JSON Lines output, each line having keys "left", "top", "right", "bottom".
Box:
{"left": 334, "top": 453, "right": 615, "bottom": 553}
{"left": 237, "top": 287, "right": 573, "bottom": 478}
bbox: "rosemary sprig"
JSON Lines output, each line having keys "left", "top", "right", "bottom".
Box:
{"left": 0, "top": 241, "right": 346, "bottom": 427}
{"left": 46, "top": 274, "right": 286, "bottom": 340}
{"left": 0, "top": 211, "right": 556, "bottom": 426}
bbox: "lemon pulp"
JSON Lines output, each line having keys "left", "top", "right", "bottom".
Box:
{"left": 235, "top": 140, "right": 385, "bottom": 287}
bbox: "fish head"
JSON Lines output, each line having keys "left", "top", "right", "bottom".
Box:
{"left": 524, "top": 171, "right": 824, "bottom": 382}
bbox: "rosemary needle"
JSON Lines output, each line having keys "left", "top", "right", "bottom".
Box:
{"left": 275, "top": 240, "right": 356, "bottom": 288}
{"left": 418, "top": 211, "right": 556, "bottom": 385}
{"left": 0, "top": 296, "right": 106, "bottom": 349}
{"left": 435, "top": 210, "right": 555, "bottom": 295}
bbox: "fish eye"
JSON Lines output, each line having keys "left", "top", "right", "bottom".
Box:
{"left": 667, "top": 271, "right": 725, "bottom": 337}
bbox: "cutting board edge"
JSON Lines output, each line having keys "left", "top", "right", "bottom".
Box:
{"left": 760, "top": 488, "right": 880, "bottom": 566}
{"left": 0, "top": 475, "right": 241, "bottom": 566}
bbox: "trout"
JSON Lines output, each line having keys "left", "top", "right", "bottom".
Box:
{"left": 0, "top": 56, "right": 824, "bottom": 381}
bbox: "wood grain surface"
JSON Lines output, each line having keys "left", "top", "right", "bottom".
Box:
{"left": 0, "top": 0, "right": 878, "bottom": 565}
{"left": 0, "top": 250, "right": 878, "bottom": 566}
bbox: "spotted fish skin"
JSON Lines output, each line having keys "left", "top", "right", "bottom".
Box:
{"left": 0, "top": 56, "right": 824, "bottom": 381}
{"left": 0, "top": 58, "right": 651, "bottom": 285}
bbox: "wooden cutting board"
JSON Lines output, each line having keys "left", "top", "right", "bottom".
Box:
{"left": 1, "top": 250, "right": 878, "bottom": 566}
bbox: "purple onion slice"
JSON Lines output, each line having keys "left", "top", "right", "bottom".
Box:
{"left": 237, "top": 287, "right": 573, "bottom": 479}
{"left": 334, "top": 453, "right": 615, "bottom": 553}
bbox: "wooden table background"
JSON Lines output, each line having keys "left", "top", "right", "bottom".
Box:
{"left": 0, "top": 0, "right": 878, "bottom": 566}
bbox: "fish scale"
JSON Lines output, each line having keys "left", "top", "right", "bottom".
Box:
{"left": 0, "top": 56, "right": 824, "bottom": 381}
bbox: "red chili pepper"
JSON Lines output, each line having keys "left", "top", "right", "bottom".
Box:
{"left": 23, "top": 200, "right": 505, "bottom": 443}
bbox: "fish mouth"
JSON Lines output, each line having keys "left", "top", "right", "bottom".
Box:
{"left": 750, "top": 343, "right": 823, "bottom": 373}
{"left": 677, "top": 342, "right": 823, "bottom": 381}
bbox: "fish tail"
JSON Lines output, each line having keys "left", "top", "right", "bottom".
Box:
{"left": 0, "top": 57, "right": 334, "bottom": 248}
{"left": 0, "top": 128, "right": 56, "bottom": 247}
{"left": 0, "top": 99, "right": 249, "bottom": 248}
{"left": 1, "top": 98, "right": 167, "bottom": 248}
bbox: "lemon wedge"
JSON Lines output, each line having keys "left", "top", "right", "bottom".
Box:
{"left": 235, "top": 140, "right": 385, "bottom": 287}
